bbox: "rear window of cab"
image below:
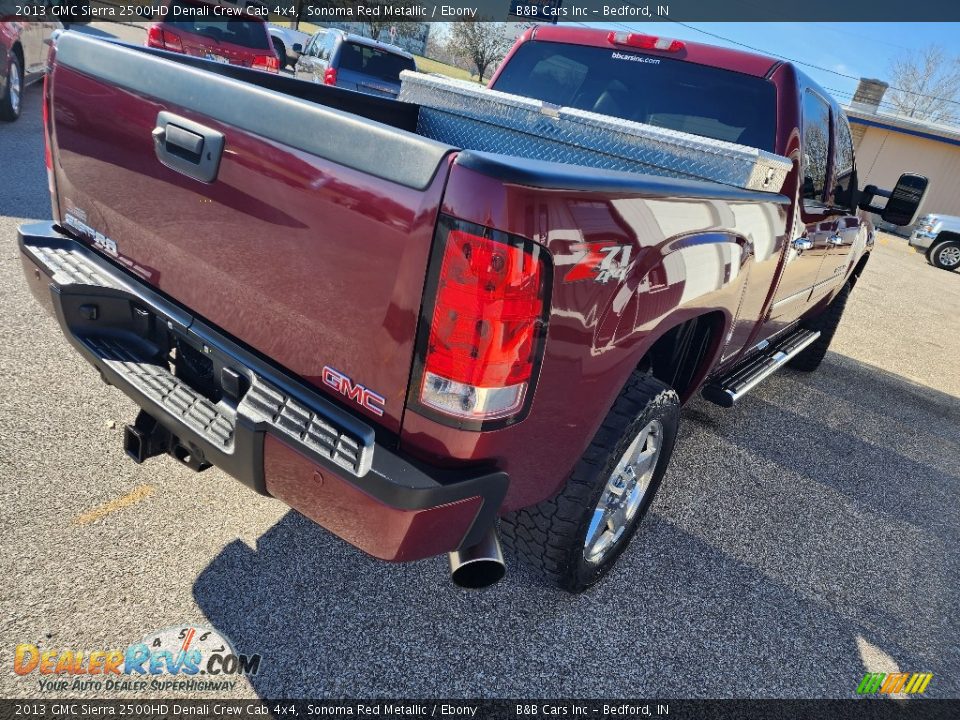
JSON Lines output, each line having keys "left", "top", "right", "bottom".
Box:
{"left": 491, "top": 40, "right": 777, "bottom": 152}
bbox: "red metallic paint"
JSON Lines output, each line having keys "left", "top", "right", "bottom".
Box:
{"left": 262, "top": 435, "right": 483, "bottom": 561}
{"left": 399, "top": 164, "right": 790, "bottom": 512}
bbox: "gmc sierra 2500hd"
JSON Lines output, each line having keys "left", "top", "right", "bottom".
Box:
{"left": 19, "top": 27, "right": 926, "bottom": 592}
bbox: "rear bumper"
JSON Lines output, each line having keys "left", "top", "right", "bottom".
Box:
{"left": 18, "top": 222, "right": 507, "bottom": 562}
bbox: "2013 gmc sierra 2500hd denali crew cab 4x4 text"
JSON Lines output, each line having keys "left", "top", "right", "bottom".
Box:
{"left": 18, "top": 26, "right": 926, "bottom": 592}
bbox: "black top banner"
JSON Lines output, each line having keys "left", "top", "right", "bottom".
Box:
{"left": 2, "top": 0, "right": 960, "bottom": 22}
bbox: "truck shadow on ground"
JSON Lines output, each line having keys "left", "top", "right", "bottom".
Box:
{"left": 193, "top": 352, "right": 958, "bottom": 698}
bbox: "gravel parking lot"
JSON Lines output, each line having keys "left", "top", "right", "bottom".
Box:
{"left": 1, "top": 79, "right": 958, "bottom": 700}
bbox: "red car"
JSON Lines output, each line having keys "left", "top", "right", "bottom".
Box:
{"left": 146, "top": 0, "right": 278, "bottom": 73}
{"left": 0, "top": 20, "right": 61, "bottom": 121}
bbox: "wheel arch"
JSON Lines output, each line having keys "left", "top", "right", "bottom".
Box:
{"left": 929, "top": 233, "right": 960, "bottom": 269}
{"left": 634, "top": 309, "right": 729, "bottom": 403}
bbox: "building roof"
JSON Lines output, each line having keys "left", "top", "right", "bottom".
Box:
{"left": 845, "top": 103, "right": 960, "bottom": 145}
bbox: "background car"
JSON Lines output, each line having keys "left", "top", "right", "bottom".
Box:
{"left": 146, "top": 0, "right": 279, "bottom": 73}
{"left": 267, "top": 23, "right": 312, "bottom": 70}
{"left": 0, "top": 19, "right": 61, "bottom": 122}
{"left": 910, "top": 213, "right": 960, "bottom": 271}
{"left": 294, "top": 29, "right": 415, "bottom": 98}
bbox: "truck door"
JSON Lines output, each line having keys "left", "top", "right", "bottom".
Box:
{"left": 768, "top": 88, "right": 835, "bottom": 323}
{"left": 809, "top": 113, "right": 864, "bottom": 304}
{"left": 294, "top": 33, "right": 319, "bottom": 81}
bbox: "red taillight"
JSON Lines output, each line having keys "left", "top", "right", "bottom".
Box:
{"left": 146, "top": 26, "right": 183, "bottom": 53}
{"left": 412, "top": 218, "right": 551, "bottom": 428}
{"left": 253, "top": 54, "right": 280, "bottom": 73}
{"left": 607, "top": 31, "right": 685, "bottom": 52}
{"left": 323, "top": 67, "right": 337, "bottom": 85}
{"left": 146, "top": 25, "right": 163, "bottom": 48}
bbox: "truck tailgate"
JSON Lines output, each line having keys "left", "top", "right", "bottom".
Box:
{"left": 48, "top": 33, "right": 454, "bottom": 433}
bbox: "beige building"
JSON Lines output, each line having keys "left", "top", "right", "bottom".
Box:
{"left": 845, "top": 79, "right": 960, "bottom": 223}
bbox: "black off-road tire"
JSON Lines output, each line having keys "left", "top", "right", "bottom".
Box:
{"left": 271, "top": 39, "right": 288, "bottom": 70}
{"left": 0, "top": 51, "right": 23, "bottom": 122}
{"left": 928, "top": 240, "right": 960, "bottom": 271}
{"left": 501, "top": 374, "right": 679, "bottom": 593}
{"left": 787, "top": 282, "right": 851, "bottom": 372}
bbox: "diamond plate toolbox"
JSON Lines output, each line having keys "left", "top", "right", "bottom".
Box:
{"left": 398, "top": 71, "right": 792, "bottom": 193}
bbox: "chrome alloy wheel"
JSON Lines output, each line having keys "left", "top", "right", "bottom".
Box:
{"left": 9, "top": 60, "right": 21, "bottom": 116}
{"left": 583, "top": 419, "right": 663, "bottom": 564}
{"left": 937, "top": 244, "right": 960, "bottom": 267}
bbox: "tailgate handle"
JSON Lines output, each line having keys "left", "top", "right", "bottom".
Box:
{"left": 153, "top": 111, "right": 224, "bottom": 183}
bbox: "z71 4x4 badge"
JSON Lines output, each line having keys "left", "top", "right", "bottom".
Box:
{"left": 564, "top": 242, "right": 632, "bottom": 284}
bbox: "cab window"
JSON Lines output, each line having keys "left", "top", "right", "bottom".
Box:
{"left": 832, "top": 114, "right": 857, "bottom": 210}
{"left": 801, "top": 90, "right": 831, "bottom": 207}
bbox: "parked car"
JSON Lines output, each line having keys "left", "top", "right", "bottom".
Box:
{"left": 21, "top": 28, "right": 925, "bottom": 593}
{"left": 0, "top": 19, "right": 61, "bottom": 121}
{"left": 267, "top": 23, "right": 312, "bottom": 70}
{"left": 145, "top": 0, "right": 278, "bottom": 73}
{"left": 294, "top": 29, "right": 415, "bottom": 97}
{"left": 910, "top": 213, "right": 960, "bottom": 271}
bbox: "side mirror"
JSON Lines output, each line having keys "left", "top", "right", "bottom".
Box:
{"left": 859, "top": 173, "right": 928, "bottom": 227}
{"left": 292, "top": 43, "right": 303, "bottom": 54}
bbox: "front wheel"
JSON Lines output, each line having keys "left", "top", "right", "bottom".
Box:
{"left": 501, "top": 373, "right": 679, "bottom": 593}
{"left": 928, "top": 240, "right": 960, "bottom": 271}
{"left": 0, "top": 51, "right": 23, "bottom": 122}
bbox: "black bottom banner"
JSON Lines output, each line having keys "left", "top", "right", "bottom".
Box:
{"left": 0, "top": 700, "right": 958, "bottom": 720}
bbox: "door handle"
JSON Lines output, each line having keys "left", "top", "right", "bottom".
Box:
{"left": 152, "top": 111, "right": 224, "bottom": 183}
{"left": 827, "top": 233, "right": 845, "bottom": 246}
{"left": 792, "top": 237, "right": 813, "bottom": 251}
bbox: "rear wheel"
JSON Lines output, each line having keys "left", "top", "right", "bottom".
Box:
{"left": 271, "top": 39, "right": 287, "bottom": 69}
{"left": 787, "top": 282, "right": 851, "bottom": 372}
{"left": 0, "top": 51, "right": 23, "bottom": 122}
{"left": 501, "top": 373, "right": 679, "bottom": 593}
{"left": 928, "top": 240, "right": 960, "bottom": 271}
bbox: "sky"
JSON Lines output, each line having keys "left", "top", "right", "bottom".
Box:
{"left": 584, "top": 22, "right": 960, "bottom": 109}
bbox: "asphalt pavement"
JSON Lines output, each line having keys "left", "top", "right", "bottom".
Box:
{"left": 1, "top": 76, "right": 958, "bottom": 700}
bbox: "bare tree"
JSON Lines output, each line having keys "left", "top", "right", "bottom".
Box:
{"left": 448, "top": 21, "right": 511, "bottom": 83}
{"left": 365, "top": 21, "right": 425, "bottom": 46}
{"left": 356, "top": 1, "right": 420, "bottom": 44}
{"left": 887, "top": 46, "right": 960, "bottom": 124}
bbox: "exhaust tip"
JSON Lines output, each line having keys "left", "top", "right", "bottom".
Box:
{"left": 448, "top": 528, "right": 505, "bottom": 589}
{"left": 450, "top": 558, "right": 506, "bottom": 589}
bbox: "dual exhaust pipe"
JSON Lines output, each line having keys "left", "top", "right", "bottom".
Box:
{"left": 448, "top": 528, "right": 505, "bottom": 589}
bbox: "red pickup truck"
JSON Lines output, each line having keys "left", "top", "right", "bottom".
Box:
{"left": 19, "top": 27, "right": 925, "bottom": 592}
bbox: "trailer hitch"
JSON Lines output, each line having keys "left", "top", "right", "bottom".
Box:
{"left": 124, "top": 410, "right": 211, "bottom": 472}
